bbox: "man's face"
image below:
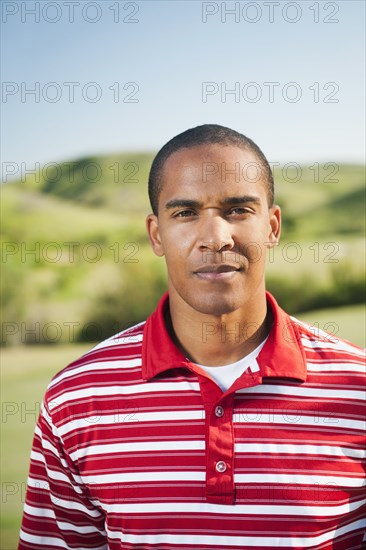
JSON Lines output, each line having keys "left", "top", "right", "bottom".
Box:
{"left": 146, "top": 144, "right": 281, "bottom": 317}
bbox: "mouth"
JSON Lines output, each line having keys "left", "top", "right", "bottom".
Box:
{"left": 193, "top": 264, "right": 242, "bottom": 282}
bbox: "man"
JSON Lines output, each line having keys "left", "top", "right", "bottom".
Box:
{"left": 19, "top": 125, "right": 365, "bottom": 549}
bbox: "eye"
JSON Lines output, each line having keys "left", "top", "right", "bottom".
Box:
{"left": 228, "top": 207, "right": 252, "bottom": 216}
{"left": 174, "top": 210, "right": 196, "bottom": 218}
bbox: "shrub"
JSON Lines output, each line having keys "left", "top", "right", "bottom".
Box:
{"left": 267, "top": 262, "right": 365, "bottom": 314}
{"left": 77, "top": 260, "right": 168, "bottom": 342}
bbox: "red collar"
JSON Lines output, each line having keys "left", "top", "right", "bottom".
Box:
{"left": 142, "top": 291, "right": 307, "bottom": 382}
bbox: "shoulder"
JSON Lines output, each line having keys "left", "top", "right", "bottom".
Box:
{"left": 290, "top": 314, "right": 365, "bottom": 374}
{"left": 43, "top": 320, "right": 146, "bottom": 410}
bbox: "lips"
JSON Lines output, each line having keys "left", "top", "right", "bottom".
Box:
{"left": 193, "top": 264, "right": 241, "bottom": 281}
{"left": 194, "top": 264, "right": 240, "bottom": 274}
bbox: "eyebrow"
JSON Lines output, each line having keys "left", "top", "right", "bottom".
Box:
{"left": 222, "top": 195, "right": 261, "bottom": 206}
{"left": 164, "top": 196, "right": 261, "bottom": 210}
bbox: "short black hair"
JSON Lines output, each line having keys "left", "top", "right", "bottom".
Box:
{"left": 148, "top": 124, "right": 274, "bottom": 215}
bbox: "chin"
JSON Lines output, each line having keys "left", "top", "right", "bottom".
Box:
{"left": 189, "top": 293, "right": 240, "bottom": 316}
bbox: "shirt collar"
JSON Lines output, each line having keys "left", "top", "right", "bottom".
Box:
{"left": 142, "top": 291, "right": 307, "bottom": 382}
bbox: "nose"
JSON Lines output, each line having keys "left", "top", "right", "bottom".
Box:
{"left": 197, "top": 215, "right": 235, "bottom": 252}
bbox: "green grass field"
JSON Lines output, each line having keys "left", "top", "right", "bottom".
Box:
{"left": 1, "top": 305, "right": 364, "bottom": 548}
{"left": 296, "top": 304, "right": 365, "bottom": 347}
{"left": 1, "top": 343, "right": 91, "bottom": 549}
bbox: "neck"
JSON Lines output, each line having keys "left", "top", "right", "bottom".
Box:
{"left": 166, "top": 290, "right": 271, "bottom": 367}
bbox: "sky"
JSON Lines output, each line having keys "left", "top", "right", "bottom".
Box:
{"left": 1, "top": 0, "right": 365, "bottom": 181}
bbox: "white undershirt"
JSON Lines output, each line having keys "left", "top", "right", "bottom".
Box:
{"left": 192, "top": 337, "right": 268, "bottom": 391}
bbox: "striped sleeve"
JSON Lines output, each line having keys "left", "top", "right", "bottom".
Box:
{"left": 18, "top": 398, "right": 107, "bottom": 550}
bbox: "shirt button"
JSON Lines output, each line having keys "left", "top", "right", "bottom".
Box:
{"left": 215, "top": 406, "right": 224, "bottom": 418}
{"left": 216, "top": 461, "right": 227, "bottom": 473}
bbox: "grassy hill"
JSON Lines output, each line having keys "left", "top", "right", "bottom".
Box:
{"left": 9, "top": 155, "right": 365, "bottom": 235}
{"left": 11, "top": 153, "right": 153, "bottom": 213}
{"left": 1, "top": 154, "right": 365, "bottom": 345}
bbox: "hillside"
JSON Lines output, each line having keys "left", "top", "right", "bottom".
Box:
{"left": 1, "top": 154, "right": 365, "bottom": 345}
{"left": 11, "top": 152, "right": 154, "bottom": 214}
{"left": 9, "top": 154, "right": 365, "bottom": 236}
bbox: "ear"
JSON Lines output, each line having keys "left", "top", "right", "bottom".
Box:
{"left": 266, "top": 205, "right": 281, "bottom": 247}
{"left": 146, "top": 214, "right": 165, "bottom": 257}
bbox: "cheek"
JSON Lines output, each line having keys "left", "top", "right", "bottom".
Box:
{"left": 161, "top": 227, "right": 194, "bottom": 259}
{"left": 236, "top": 226, "right": 271, "bottom": 266}
{"left": 243, "top": 242, "right": 265, "bottom": 264}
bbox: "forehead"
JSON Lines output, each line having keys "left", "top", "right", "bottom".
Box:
{"left": 160, "top": 144, "right": 267, "bottom": 202}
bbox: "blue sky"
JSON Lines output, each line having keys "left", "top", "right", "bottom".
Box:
{"left": 1, "top": 0, "right": 365, "bottom": 177}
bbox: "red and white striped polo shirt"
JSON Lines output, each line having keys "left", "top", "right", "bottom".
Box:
{"left": 19, "top": 292, "right": 366, "bottom": 549}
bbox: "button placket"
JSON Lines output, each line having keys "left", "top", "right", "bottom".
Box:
{"left": 205, "top": 396, "right": 235, "bottom": 504}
